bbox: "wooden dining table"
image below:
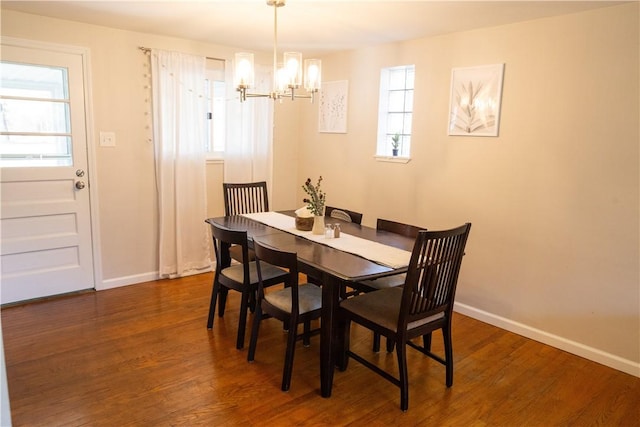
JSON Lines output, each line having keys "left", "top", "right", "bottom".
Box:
{"left": 208, "top": 211, "right": 415, "bottom": 397}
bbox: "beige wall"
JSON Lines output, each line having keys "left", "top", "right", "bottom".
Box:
{"left": 296, "top": 3, "right": 640, "bottom": 372}
{"left": 1, "top": 4, "right": 638, "bottom": 374}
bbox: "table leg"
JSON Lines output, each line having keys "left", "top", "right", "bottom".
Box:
{"left": 320, "top": 272, "right": 340, "bottom": 397}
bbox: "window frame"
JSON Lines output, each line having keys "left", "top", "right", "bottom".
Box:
{"left": 375, "top": 64, "right": 415, "bottom": 162}
{"left": 205, "top": 59, "right": 226, "bottom": 160}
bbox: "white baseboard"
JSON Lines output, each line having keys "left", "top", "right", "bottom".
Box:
{"left": 97, "top": 272, "right": 160, "bottom": 290}
{"left": 96, "top": 266, "right": 213, "bottom": 291}
{"left": 454, "top": 302, "right": 640, "bottom": 378}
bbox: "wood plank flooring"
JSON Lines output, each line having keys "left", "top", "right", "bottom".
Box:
{"left": 2, "top": 273, "right": 639, "bottom": 426}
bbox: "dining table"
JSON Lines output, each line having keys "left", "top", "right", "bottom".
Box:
{"left": 208, "top": 211, "right": 416, "bottom": 397}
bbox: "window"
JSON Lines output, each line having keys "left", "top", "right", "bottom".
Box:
{"left": 0, "top": 62, "right": 72, "bottom": 167}
{"left": 376, "top": 65, "right": 414, "bottom": 158}
{"left": 205, "top": 59, "right": 225, "bottom": 156}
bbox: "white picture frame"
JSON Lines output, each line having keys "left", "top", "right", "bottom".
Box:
{"left": 448, "top": 63, "right": 505, "bottom": 137}
{"left": 318, "top": 80, "right": 348, "bottom": 133}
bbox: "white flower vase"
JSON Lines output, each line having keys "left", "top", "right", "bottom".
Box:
{"left": 312, "top": 214, "right": 325, "bottom": 235}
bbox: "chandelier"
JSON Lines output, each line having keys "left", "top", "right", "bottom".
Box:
{"left": 233, "top": 0, "right": 322, "bottom": 102}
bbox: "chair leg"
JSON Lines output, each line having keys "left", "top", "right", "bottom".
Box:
{"left": 281, "top": 321, "right": 298, "bottom": 391}
{"left": 396, "top": 339, "right": 409, "bottom": 412}
{"left": 249, "top": 289, "right": 257, "bottom": 313}
{"left": 207, "top": 280, "right": 220, "bottom": 329}
{"left": 386, "top": 337, "right": 395, "bottom": 353}
{"left": 303, "top": 320, "right": 311, "bottom": 347}
{"left": 236, "top": 290, "right": 250, "bottom": 350}
{"left": 336, "top": 318, "right": 351, "bottom": 371}
{"left": 443, "top": 326, "right": 453, "bottom": 387}
{"left": 218, "top": 288, "right": 228, "bottom": 317}
{"left": 423, "top": 332, "right": 432, "bottom": 351}
{"left": 372, "top": 332, "right": 381, "bottom": 352}
{"left": 247, "top": 304, "right": 262, "bottom": 362}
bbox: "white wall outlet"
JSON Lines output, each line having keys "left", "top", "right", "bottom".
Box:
{"left": 100, "top": 131, "right": 116, "bottom": 147}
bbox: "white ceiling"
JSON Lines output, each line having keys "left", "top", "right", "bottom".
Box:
{"left": 2, "top": 1, "right": 627, "bottom": 55}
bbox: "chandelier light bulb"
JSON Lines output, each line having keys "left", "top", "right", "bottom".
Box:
{"left": 284, "top": 52, "right": 302, "bottom": 87}
{"left": 304, "top": 59, "right": 322, "bottom": 92}
{"left": 234, "top": 52, "right": 255, "bottom": 88}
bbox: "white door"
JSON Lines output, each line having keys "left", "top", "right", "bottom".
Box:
{"left": 0, "top": 41, "right": 95, "bottom": 304}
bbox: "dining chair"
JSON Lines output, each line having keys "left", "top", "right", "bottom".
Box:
{"left": 222, "top": 181, "right": 269, "bottom": 263}
{"left": 336, "top": 223, "right": 471, "bottom": 411}
{"left": 352, "top": 218, "right": 425, "bottom": 352}
{"left": 325, "top": 205, "right": 363, "bottom": 225}
{"left": 247, "top": 239, "right": 323, "bottom": 391}
{"left": 205, "top": 219, "right": 288, "bottom": 349}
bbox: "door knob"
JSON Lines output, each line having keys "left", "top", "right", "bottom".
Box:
{"left": 75, "top": 181, "right": 86, "bottom": 190}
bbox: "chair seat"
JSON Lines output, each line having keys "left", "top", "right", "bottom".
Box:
{"left": 221, "top": 261, "right": 286, "bottom": 284}
{"left": 265, "top": 283, "right": 323, "bottom": 315}
{"left": 357, "top": 273, "right": 406, "bottom": 291}
{"left": 340, "top": 287, "right": 444, "bottom": 333}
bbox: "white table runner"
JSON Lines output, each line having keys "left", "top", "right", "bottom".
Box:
{"left": 241, "top": 211, "right": 412, "bottom": 269}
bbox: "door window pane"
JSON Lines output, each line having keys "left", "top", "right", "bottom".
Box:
{"left": 1, "top": 99, "right": 70, "bottom": 133}
{"left": 0, "top": 61, "right": 72, "bottom": 167}
{"left": 0, "top": 135, "right": 72, "bottom": 167}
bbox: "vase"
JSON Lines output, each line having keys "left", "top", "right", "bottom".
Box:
{"left": 312, "top": 214, "right": 325, "bottom": 235}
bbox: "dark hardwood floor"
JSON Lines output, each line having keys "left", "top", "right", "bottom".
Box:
{"left": 2, "top": 273, "right": 639, "bottom": 426}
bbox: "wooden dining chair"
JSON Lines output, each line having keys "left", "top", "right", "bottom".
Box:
{"left": 248, "top": 239, "right": 323, "bottom": 391}
{"left": 222, "top": 181, "right": 269, "bottom": 263}
{"left": 205, "top": 219, "right": 288, "bottom": 349}
{"left": 336, "top": 223, "right": 471, "bottom": 411}
{"left": 352, "top": 218, "right": 426, "bottom": 352}
{"left": 325, "top": 205, "right": 363, "bottom": 224}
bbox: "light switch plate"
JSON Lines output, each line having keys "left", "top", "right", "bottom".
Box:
{"left": 100, "top": 131, "right": 116, "bottom": 147}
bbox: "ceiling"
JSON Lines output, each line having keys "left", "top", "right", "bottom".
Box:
{"left": 2, "top": 1, "right": 626, "bottom": 56}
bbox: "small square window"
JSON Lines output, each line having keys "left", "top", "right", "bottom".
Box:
{"left": 376, "top": 65, "right": 415, "bottom": 158}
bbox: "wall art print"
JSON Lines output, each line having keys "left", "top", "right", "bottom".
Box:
{"left": 318, "top": 80, "right": 348, "bottom": 133}
{"left": 448, "top": 63, "right": 504, "bottom": 137}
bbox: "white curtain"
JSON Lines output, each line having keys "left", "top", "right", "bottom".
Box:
{"left": 224, "top": 62, "right": 274, "bottom": 185}
{"left": 151, "top": 49, "right": 211, "bottom": 278}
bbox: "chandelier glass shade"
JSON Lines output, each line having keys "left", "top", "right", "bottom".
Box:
{"left": 234, "top": 0, "right": 322, "bottom": 102}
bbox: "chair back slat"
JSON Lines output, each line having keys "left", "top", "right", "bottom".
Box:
{"left": 401, "top": 223, "right": 471, "bottom": 326}
{"left": 223, "top": 181, "right": 269, "bottom": 216}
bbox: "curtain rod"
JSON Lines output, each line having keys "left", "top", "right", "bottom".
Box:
{"left": 138, "top": 46, "right": 224, "bottom": 62}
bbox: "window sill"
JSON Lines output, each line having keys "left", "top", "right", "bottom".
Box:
{"left": 374, "top": 155, "right": 411, "bottom": 164}
{"left": 206, "top": 156, "right": 224, "bottom": 164}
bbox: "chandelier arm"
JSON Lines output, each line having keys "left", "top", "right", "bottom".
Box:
{"left": 245, "top": 93, "right": 272, "bottom": 98}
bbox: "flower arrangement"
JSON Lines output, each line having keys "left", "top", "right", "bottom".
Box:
{"left": 302, "top": 176, "right": 326, "bottom": 216}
